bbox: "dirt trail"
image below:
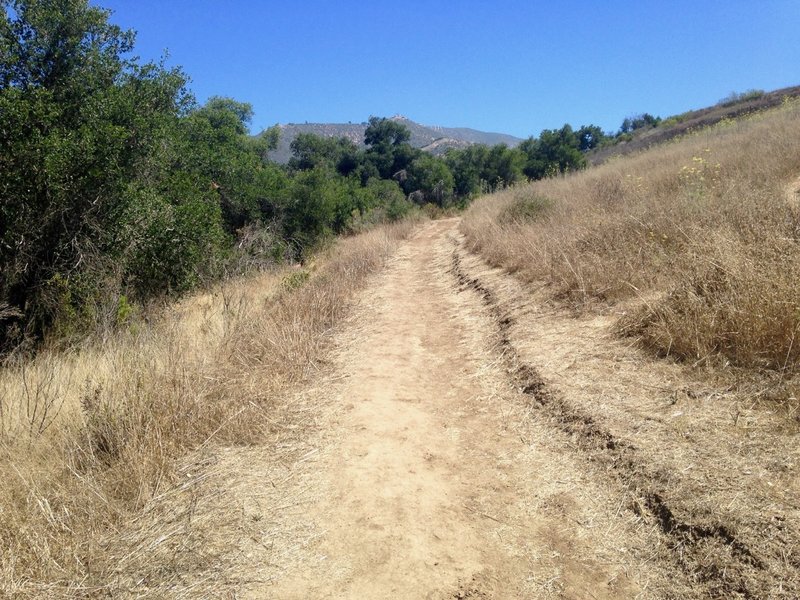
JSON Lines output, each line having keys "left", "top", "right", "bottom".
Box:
{"left": 114, "top": 218, "right": 797, "bottom": 598}
{"left": 256, "top": 220, "right": 655, "bottom": 599}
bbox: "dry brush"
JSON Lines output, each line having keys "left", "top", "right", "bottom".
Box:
{"left": 462, "top": 99, "right": 800, "bottom": 389}
{"left": 0, "top": 219, "right": 419, "bottom": 597}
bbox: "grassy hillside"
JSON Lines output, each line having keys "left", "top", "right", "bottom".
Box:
{"left": 589, "top": 85, "right": 800, "bottom": 165}
{"left": 462, "top": 98, "right": 800, "bottom": 395}
{"left": 267, "top": 116, "right": 523, "bottom": 163}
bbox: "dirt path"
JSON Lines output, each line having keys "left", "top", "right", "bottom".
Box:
{"left": 113, "top": 218, "right": 796, "bottom": 598}
{"left": 256, "top": 220, "right": 656, "bottom": 599}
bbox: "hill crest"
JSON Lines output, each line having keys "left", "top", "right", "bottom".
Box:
{"left": 265, "top": 117, "right": 523, "bottom": 163}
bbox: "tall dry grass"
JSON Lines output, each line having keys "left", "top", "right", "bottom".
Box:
{"left": 0, "top": 219, "right": 418, "bottom": 597}
{"left": 462, "top": 99, "right": 800, "bottom": 376}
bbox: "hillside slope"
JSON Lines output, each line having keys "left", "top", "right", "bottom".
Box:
{"left": 590, "top": 84, "right": 800, "bottom": 164}
{"left": 266, "top": 115, "right": 523, "bottom": 163}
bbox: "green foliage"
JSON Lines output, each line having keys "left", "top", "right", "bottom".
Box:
{"left": 281, "top": 268, "right": 310, "bottom": 291}
{"left": 619, "top": 113, "right": 661, "bottom": 134}
{"left": 118, "top": 185, "right": 228, "bottom": 295}
{"left": 404, "top": 154, "right": 455, "bottom": 206}
{"left": 177, "top": 96, "right": 286, "bottom": 232}
{"left": 282, "top": 168, "right": 366, "bottom": 253}
{"left": 365, "top": 177, "right": 405, "bottom": 205}
{"left": 0, "top": 0, "right": 203, "bottom": 347}
{"left": 288, "top": 132, "right": 359, "bottom": 174}
{"left": 44, "top": 273, "right": 92, "bottom": 341}
{"left": 0, "top": 0, "right": 135, "bottom": 91}
{"left": 445, "top": 145, "right": 489, "bottom": 197}
{"left": 576, "top": 124, "right": 606, "bottom": 151}
{"left": 659, "top": 116, "right": 681, "bottom": 128}
{"left": 115, "top": 295, "right": 135, "bottom": 326}
{"left": 484, "top": 144, "right": 526, "bottom": 188}
{"left": 366, "top": 179, "right": 413, "bottom": 221}
{"left": 0, "top": 1, "right": 293, "bottom": 350}
{"left": 385, "top": 196, "right": 415, "bottom": 221}
{"left": 718, "top": 89, "right": 764, "bottom": 107}
{"left": 520, "top": 124, "right": 586, "bottom": 180}
{"left": 363, "top": 117, "right": 419, "bottom": 179}
{"left": 364, "top": 116, "right": 411, "bottom": 147}
{"left": 444, "top": 143, "right": 525, "bottom": 196}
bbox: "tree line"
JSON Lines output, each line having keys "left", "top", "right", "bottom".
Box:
{"left": 0, "top": 0, "right": 657, "bottom": 351}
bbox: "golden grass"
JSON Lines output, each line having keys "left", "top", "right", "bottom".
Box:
{"left": 462, "top": 99, "right": 800, "bottom": 377}
{"left": 0, "top": 218, "right": 419, "bottom": 597}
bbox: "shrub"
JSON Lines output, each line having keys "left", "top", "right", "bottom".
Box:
{"left": 718, "top": 89, "right": 765, "bottom": 107}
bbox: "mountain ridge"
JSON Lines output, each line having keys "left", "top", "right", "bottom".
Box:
{"left": 265, "top": 115, "right": 524, "bottom": 163}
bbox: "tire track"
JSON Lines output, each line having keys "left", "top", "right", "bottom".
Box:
{"left": 449, "top": 238, "right": 768, "bottom": 598}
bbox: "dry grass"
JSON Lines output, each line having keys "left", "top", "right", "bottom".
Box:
{"left": 588, "top": 85, "right": 800, "bottom": 165}
{"left": 462, "top": 99, "right": 800, "bottom": 381}
{"left": 0, "top": 218, "right": 419, "bottom": 597}
{"left": 452, "top": 240, "right": 800, "bottom": 597}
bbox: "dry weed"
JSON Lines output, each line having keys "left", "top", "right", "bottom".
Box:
{"left": 462, "top": 99, "right": 800, "bottom": 378}
{"left": 0, "top": 219, "right": 418, "bottom": 597}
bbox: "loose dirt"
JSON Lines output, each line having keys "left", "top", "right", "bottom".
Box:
{"left": 257, "top": 219, "right": 654, "bottom": 599}
{"left": 106, "top": 219, "right": 799, "bottom": 598}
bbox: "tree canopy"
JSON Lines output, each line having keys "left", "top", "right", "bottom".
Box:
{"left": 0, "top": 0, "right": 643, "bottom": 352}
{"left": 364, "top": 116, "right": 411, "bottom": 147}
{"left": 1, "top": 0, "right": 202, "bottom": 344}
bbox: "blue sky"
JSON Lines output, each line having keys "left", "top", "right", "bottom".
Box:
{"left": 94, "top": 0, "right": 799, "bottom": 138}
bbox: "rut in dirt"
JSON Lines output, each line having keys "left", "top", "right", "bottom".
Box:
{"left": 449, "top": 241, "right": 771, "bottom": 599}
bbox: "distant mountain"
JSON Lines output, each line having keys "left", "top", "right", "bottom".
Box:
{"left": 265, "top": 115, "right": 524, "bottom": 163}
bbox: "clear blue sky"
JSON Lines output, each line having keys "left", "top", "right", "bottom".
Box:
{"left": 93, "top": 0, "right": 799, "bottom": 138}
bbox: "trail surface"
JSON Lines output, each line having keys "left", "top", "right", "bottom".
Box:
{"left": 259, "top": 220, "right": 650, "bottom": 598}
{"left": 131, "top": 219, "right": 796, "bottom": 598}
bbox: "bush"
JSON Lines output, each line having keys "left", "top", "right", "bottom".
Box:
{"left": 718, "top": 89, "right": 765, "bottom": 107}
{"left": 119, "top": 187, "right": 229, "bottom": 296}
